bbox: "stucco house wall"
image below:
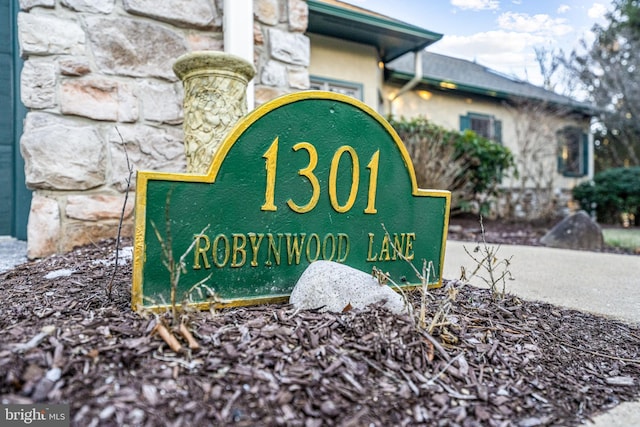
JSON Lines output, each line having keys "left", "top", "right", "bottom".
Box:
{"left": 308, "top": 33, "right": 381, "bottom": 108}
{"left": 387, "top": 84, "right": 592, "bottom": 218}
{"left": 387, "top": 87, "right": 592, "bottom": 191}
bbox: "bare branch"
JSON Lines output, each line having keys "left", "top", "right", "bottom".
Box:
{"left": 107, "top": 127, "right": 134, "bottom": 299}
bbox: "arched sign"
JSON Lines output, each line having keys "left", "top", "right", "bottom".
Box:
{"left": 132, "top": 91, "right": 450, "bottom": 311}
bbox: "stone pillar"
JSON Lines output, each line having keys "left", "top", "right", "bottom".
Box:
{"left": 173, "top": 51, "right": 256, "bottom": 174}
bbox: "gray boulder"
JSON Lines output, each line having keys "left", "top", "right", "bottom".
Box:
{"left": 289, "top": 261, "right": 407, "bottom": 314}
{"left": 541, "top": 210, "right": 604, "bottom": 251}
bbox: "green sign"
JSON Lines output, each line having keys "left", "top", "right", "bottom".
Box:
{"left": 132, "top": 91, "right": 451, "bottom": 311}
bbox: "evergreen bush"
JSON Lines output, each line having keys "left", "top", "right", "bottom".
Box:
{"left": 572, "top": 166, "right": 640, "bottom": 225}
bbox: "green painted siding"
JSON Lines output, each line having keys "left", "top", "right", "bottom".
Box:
{"left": 0, "top": 0, "right": 30, "bottom": 238}
{"left": 0, "top": 1, "right": 14, "bottom": 235}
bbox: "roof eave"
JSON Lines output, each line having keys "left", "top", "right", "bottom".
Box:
{"left": 386, "top": 70, "right": 596, "bottom": 115}
{"left": 387, "top": 70, "right": 511, "bottom": 99}
{"left": 307, "top": 0, "right": 443, "bottom": 62}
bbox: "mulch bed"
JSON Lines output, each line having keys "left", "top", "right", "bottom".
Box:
{"left": 1, "top": 226, "right": 639, "bottom": 426}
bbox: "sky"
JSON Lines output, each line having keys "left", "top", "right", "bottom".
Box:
{"left": 342, "top": 0, "right": 614, "bottom": 88}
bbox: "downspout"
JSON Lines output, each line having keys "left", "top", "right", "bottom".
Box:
{"left": 388, "top": 50, "right": 423, "bottom": 116}
{"left": 224, "top": 0, "right": 255, "bottom": 109}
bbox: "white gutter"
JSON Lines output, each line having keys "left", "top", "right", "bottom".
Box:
{"left": 224, "top": 0, "right": 255, "bottom": 109}
{"left": 388, "top": 50, "right": 423, "bottom": 115}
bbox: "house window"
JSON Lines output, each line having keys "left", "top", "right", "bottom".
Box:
{"left": 557, "top": 126, "right": 589, "bottom": 177}
{"left": 459, "top": 113, "right": 502, "bottom": 143}
{"left": 309, "top": 76, "right": 363, "bottom": 101}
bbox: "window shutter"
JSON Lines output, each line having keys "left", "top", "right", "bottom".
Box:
{"left": 494, "top": 120, "right": 502, "bottom": 143}
{"left": 459, "top": 114, "right": 470, "bottom": 132}
{"left": 582, "top": 133, "right": 589, "bottom": 176}
{"left": 557, "top": 141, "right": 565, "bottom": 174}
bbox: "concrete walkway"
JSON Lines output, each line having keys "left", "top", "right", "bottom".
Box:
{"left": 444, "top": 241, "right": 640, "bottom": 324}
{"left": 0, "top": 237, "right": 27, "bottom": 273}
{"left": 444, "top": 240, "right": 640, "bottom": 426}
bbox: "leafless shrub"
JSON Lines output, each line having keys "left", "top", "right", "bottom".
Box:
{"left": 402, "top": 125, "right": 473, "bottom": 213}
{"left": 462, "top": 216, "right": 514, "bottom": 301}
{"left": 504, "top": 99, "right": 583, "bottom": 220}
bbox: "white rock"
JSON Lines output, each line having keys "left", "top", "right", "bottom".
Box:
{"left": 45, "top": 367, "right": 62, "bottom": 382}
{"left": 98, "top": 405, "right": 116, "bottom": 421}
{"left": 289, "top": 261, "right": 407, "bottom": 314}
{"left": 44, "top": 269, "right": 76, "bottom": 279}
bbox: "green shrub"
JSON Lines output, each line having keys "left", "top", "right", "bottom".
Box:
{"left": 388, "top": 116, "right": 517, "bottom": 215}
{"left": 572, "top": 166, "right": 640, "bottom": 224}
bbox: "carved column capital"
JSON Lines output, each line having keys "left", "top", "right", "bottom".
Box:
{"left": 174, "top": 51, "right": 256, "bottom": 174}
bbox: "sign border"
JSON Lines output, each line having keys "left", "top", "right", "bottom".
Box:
{"left": 132, "top": 91, "right": 451, "bottom": 312}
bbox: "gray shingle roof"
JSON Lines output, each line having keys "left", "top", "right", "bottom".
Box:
{"left": 387, "top": 51, "right": 593, "bottom": 113}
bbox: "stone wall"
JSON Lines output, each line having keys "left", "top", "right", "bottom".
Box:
{"left": 18, "top": 0, "right": 310, "bottom": 258}
{"left": 254, "top": 0, "right": 310, "bottom": 104}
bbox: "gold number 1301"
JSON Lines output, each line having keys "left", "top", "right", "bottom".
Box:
{"left": 261, "top": 137, "right": 379, "bottom": 214}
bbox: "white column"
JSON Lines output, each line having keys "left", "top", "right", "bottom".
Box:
{"left": 588, "top": 120, "right": 595, "bottom": 180}
{"left": 224, "top": 0, "right": 255, "bottom": 110}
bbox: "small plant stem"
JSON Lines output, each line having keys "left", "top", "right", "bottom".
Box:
{"left": 462, "top": 215, "right": 513, "bottom": 301}
{"left": 107, "top": 127, "right": 133, "bottom": 299}
{"left": 380, "top": 223, "right": 435, "bottom": 329}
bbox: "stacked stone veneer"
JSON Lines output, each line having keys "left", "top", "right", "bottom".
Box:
{"left": 18, "top": 0, "right": 310, "bottom": 258}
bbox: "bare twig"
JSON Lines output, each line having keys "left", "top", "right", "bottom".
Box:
{"left": 9, "top": 325, "right": 56, "bottom": 353}
{"left": 150, "top": 189, "right": 213, "bottom": 324}
{"left": 418, "top": 329, "right": 451, "bottom": 362}
{"left": 107, "top": 127, "right": 134, "bottom": 299}
{"left": 182, "top": 275, "right": 215, "bottom": 304}
{"left": 463, "top": 216, "right": 514, "bottom": 300}
{"left": 426, "top": 352, "right": 464, "bottom": 385}
{"left": 561, "top": 342, "right": 640, "bottom": 364}
{"left": 381, "top": 223, "right": 424, "bottom": 280}
{"left": 379, "top": 223, "right": 435, "bottom": 328}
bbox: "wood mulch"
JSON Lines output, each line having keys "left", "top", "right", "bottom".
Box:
{"left": 1, "top": 225, "right": 639, "bottom": 426}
